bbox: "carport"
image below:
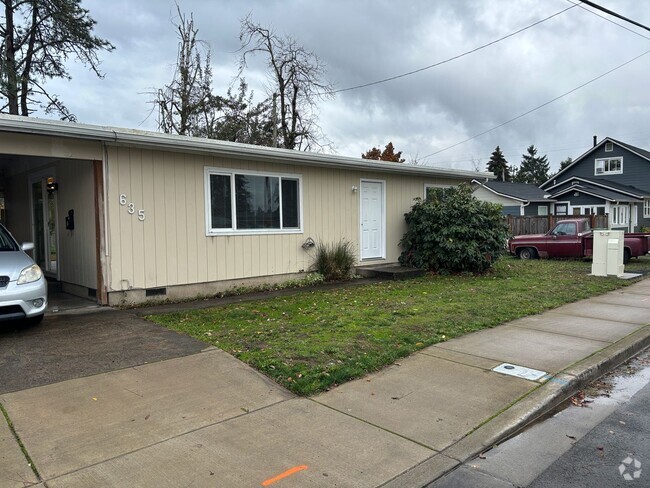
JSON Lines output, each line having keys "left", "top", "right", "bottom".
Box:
{"left": 0, "top": 128, "right": 108, "bottom": 305}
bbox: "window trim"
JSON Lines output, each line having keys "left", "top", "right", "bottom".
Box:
{"left": 423, "top": 183, "right": 452, "bottom": 199}
{"left": 554, "top": 201, "right": 570, "bottom": 216}
{"left": 644, "top": 198, "right": 650, "bottom": 219}
{"left": 204, "top": 167, "right": 303, "bottom": 236}
{"left": 594, "top": 157, "right": 623, "bottom": 175}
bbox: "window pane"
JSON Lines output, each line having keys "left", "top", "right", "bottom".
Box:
{"left": 235, "top": 174, "right": 280, "bottom": 229}
{"left": 281, "top": 179, "right": 300, "bottom": 228}
{"left": 210, "top": 174, "right": 232, "bottom": 229}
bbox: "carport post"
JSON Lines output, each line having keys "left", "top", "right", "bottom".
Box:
{"left": 93, "top": 159, "right": 108, "bottom": 305}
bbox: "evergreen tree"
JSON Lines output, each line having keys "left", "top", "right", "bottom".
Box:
{"left": 486, "top": 146, "right": 510, "bottom": 181}
{"left": 559, "top": 157, "right": 573, "bottom": 171}
{"left": 514, "top": 145, "right": 550, "bottom": 185}
{"left": 1, "top": 0, "right": 114, "bottom": 120}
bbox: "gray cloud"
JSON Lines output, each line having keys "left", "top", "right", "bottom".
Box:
{"left": 39, "top": 0, "right": 650, "bottom": 172}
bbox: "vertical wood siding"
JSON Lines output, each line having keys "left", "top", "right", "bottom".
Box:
{"left": 106, "top": 146, "right": 466, "bottom": 291}
{"left": 56, "top": 160, "right": 97, "bottom": 288}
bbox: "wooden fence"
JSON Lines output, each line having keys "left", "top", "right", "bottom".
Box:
{"left": 507, "top": 214, "right": 608, "bottom": 236}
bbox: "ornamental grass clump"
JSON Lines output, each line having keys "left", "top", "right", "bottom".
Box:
{"left": 399, "top": 183, "right": 509, "bottom": 274}
{"left": 313, "top": 239, "right": 356, "bottom": 281}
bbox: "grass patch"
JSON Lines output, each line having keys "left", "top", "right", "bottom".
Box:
{"left": 147, "top": 256, "right": 650, "bottom": 396}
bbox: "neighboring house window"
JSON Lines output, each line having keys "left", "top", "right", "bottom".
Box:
{"left": 205, "top": 168, "right": 302, "bottom": 234}
{"left": 610, "top": 204, "right": 629, "bottom": 226}
{"left": 644, "top": 198, "right": 650, "bottom": 218}
{"left": 605, "top": 142, "right": 613, "bottom": 152}
{"left": 537, "top": 206, "right": 548, "bottom": 216}
{"left": 555, "top": 203, "right": 568, "bottom": 216}
{"left": 572, "top": 205, "right": 605, "bottom": 216}
{"left": 594, "top": 157, "right": 622, "bottom": 175}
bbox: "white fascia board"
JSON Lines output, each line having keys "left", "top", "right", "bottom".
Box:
{"left": 471, "top": 179, "right": 551, "bottom": 203}
{"left": 550, "top": 186, "right": 617, "bottom": 202}
{"left": 545, "top": 176, "right": 644, "bottom": 199}
{"left": 0, "top": 114, "right": 493, "bottom": 180}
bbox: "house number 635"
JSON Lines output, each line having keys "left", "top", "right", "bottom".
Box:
{"left": 119, "top": 194, "right": 146, "bottom": 221}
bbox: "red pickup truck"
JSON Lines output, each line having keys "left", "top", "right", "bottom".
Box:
{"left": 508, "top": 218, "right": 650, "bottom": 264}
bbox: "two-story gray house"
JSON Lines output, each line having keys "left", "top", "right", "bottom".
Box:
{"left": 540, "top": 137, "right": 650, "bottom": 232}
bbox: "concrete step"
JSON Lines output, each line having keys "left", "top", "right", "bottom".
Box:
{"left": 356, "top": 263, "right": 426, "bottom": 280}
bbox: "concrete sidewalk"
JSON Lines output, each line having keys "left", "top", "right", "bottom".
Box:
{"left": 2, "top": 281, "right": 650, "bottom": 487}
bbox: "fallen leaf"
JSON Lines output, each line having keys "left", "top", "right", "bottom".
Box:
{"left": 566, "top": 435, "right": 577, "bottom": 440}
{"left": 144, "top": 414, "right": 150, "bottom": 420}
{"left": 596, "top": 446, "right": 604, "bottom": 451}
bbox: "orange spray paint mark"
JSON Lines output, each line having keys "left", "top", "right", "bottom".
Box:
{"left": 261, "top": 465, "right": 308, "bottom": 486}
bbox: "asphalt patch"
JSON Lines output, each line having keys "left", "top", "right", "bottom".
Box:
{"left": 0, "top": 310, "right": 207, "bottom": 394}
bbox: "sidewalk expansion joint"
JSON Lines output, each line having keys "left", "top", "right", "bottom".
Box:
{"left": 40, "top": 396, "right": 292, "bottom": 484}
{"left": 308, "top": 398, "right": 439, "bottom": 453}
{"left": 416, "top": 350, "right": 495, "bottom": 372}
{"left": 429, "top": 345, "right": 515, "bottom": 367}
{"left": 0, "top": 401, "right": 43, "bottom": 484}
{"left": 507, "top": 321, "right": 620, "bottom": 343}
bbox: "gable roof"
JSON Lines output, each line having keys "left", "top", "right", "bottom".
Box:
{"left": 471, "top": 179, "right": 553, "bottom": 203}
{"left": 544, "top": 176, "right": 648, "bottom": 198}
{"left": 0, "top": 114, "right": 492, "bottom": 180}
{"left": 540, "top": 137, "right": 650, "bottom": 188}
{"left": 549, "top": 181, "right": 643, "bottom": 202}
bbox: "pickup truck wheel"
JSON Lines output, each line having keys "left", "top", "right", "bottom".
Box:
{"left": 518, "top": 247, "right": 537, "bottom": 260}
{"left": 624, "top": 248, "right": 631, "bottom": 265}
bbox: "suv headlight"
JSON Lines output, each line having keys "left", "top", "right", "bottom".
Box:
{"left": 17, "top": 264, "right": 42, "bottom": 284}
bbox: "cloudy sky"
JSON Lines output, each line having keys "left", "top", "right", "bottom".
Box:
{"left": 43, "top": 0, "right": 650, "bottom": 172}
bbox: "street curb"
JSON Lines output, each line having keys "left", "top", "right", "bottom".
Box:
{"left": 382, "top": 324, "right": 650, "bottom": 488}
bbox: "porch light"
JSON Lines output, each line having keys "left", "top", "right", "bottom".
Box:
{"left": 46, "top": 177, "right": 58, "bottom": 193}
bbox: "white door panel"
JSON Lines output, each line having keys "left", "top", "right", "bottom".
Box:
{"left": 360, "top": 181, "right": 384, "bottom": 259}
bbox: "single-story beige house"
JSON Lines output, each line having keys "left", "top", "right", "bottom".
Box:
{"left": 0, "top": 115, "right": 493, "bottom": 305}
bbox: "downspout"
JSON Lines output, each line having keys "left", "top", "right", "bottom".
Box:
{"left": 520, "top": 201, "right": 530, "bottom": 216}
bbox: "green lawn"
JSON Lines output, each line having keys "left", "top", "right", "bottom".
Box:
{"left": 147, "top": 256, "right": 650, "bottom": 396}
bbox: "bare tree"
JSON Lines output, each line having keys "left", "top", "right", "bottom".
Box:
{"left": 0, "top": 0, "right": 114, "bottom": 120}
{"left": 239, "top": 15, "right": 333, "bottom": 150}
{"left": 470, "top": 157, "right": 482, "bottom": 173}
{"left": 153, "top": 6, "right": 216, "bottom": 136}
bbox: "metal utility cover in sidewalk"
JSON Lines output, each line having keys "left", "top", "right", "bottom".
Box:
{"left": 493, "top": 363, "right": 547, "bottom": 382}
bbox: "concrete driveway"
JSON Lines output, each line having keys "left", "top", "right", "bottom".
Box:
{"left": 0, "top": 308, "right": 208, "bottom": 394}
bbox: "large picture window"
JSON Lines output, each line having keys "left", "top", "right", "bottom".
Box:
{"left": 594, "top": 157, "right": 622, "bottom": 175}
{"left": 206, "top": 168, "right": 302, "bottom": 234}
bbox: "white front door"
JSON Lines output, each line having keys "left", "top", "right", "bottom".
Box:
{"left": 360, "top": 180, "right": 384, "bottom": 259}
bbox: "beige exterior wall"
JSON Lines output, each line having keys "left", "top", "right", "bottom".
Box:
{"left": 0, "top": 132, "right": 102, "bottom": 160}
{"left": 472, "top": 185, "right": 520, "bottom": 206}
{"left": 105, "top": 146, "right": 465, "bottom": 297}
{"left": 56, "top": 160, "right": 97, "bottom": 289}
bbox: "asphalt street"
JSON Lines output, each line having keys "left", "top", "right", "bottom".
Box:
{"left": 528, "top": 373, "right": 649, "bottom": 487}
{"left": 429, "top": 348, "right": 650, "bottom": 488}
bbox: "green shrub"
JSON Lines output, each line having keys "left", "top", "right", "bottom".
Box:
{"left": 399, "top": 184, "right": 509, "bottom": 274}
{"left": 312, "top": 239, "right": 356, "bottom": 281}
